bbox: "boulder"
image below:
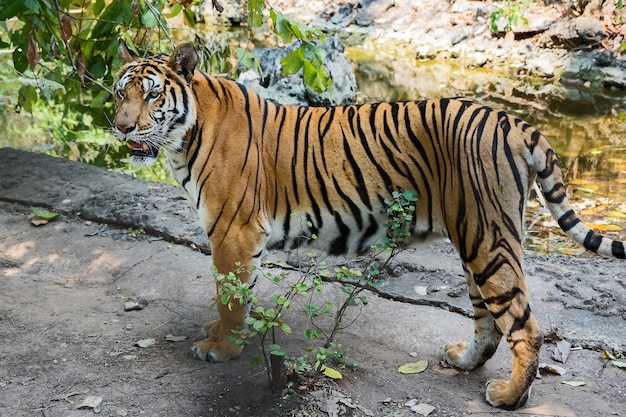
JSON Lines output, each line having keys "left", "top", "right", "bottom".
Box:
{"left": 237, "top": 37, "right": 357, "bottom": 106}
{"left": 538, "top": 16, "right": 607, "bottom": 48}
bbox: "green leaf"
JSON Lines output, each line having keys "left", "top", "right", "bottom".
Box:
{"left": 183, "top": 7, "right": 195, "bottom": 27}
{"left": 17, "top": 84, "right": 37, "bottom": 113}
{"left": 561, "top": 380, "right": 586, "bottom": 387}
{"left": 39, "top": 79, "right": 66, "bottom": 101}
{"left": 247, "top": 0, "right": 264, "bottom": 28}
{"left": 398, "top": 360, "right": 428, "bottom": 374}
{"left": 280, "top": 322, "right": 292, "bottom": 334}
{"left": 165, "top": 3, "right": 182, "bottom": 18}
{"left": 281, "top": 48, "right": 304, "bottom": 75}
{"left": 270, "top": 344, "right": 285, "bottom": 356}
{"left": 0, "top": 0, "right": 23, "bottom": 20}
{"left": 31, "top": 207, "right": 61, "bottom": 221}
{"left": 141, "top": 8, "right": 159, "bottom": 28}
{"left": 612, "top": 360, "right": 626, "bottom": 369}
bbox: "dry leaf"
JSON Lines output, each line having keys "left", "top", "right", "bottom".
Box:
{"left": 136, "top": 338, "right": 156, "bottom": 348}
{"left": 539, "top": 362, "right": 567, "bottom": 376}
{"left": 585, "top": 222, "right": 623, "bottom": 232}
{"left": 552, "top": 340, "right": 571, "bottom": 363}
{"left": 76, "top": 49, "right": 85, "bottom": 83}
{"left": 27, "top": 34, "right": 40, "bottom": 70}
{"left": 165, "top": 334, "right": 188, "bottom": 342}
{"left": 77, "top": 396, "right": 103, "bottom": 409}
{"left": 601, "top": 349, "right": 616, "bottom": 360}
{"left": 61, "top": 14, "right": 72, "bottom": 41}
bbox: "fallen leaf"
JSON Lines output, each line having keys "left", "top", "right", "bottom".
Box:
{"left": 398, "top": 360, "right": 428, "bottom": 374}
{"left": 561, "top": 380, "right": 585, "bottom": 387}
{"left": 165, "top": 334, "right": 188, "bottom": 342}
{"left": 552, "top": 340, "right": 571, "bottom": 363}
{"left": 612, "top": 360, "right": 626, "bottom": 369}
{"left": 607, "top": 210, "right": 626, "bottom": 219}
{"left": 411, "top": 403, "right": 436, "bottom": 416}
{"left": 601, "top": 349, "right": 616, "bottom": 360}
{"left": 585, "top": 222, "right": 623, "bottom": 232}
{"left": 314, "top": 361, "right": 342, "bottom": 379}
{"left": 539, "top": 362, "right": 567, "bottom": 376}
{"left": 30, "top": 207, "right": 61, "bottom": 226}
{"left": 136, "top": 338, "right": 156, "bottom": 348}
{"left": 77, "top": 396, "right": 103, "bottom": 409}
{"left": 30, "top": 217, "right": 49, "bottom": 226}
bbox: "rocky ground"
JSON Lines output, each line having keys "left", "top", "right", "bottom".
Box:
{"left": 204, "top": 0, "right": 626, "bottom": 110}
{"left": 1, "top": 144, "right": 625, "bottom": 417}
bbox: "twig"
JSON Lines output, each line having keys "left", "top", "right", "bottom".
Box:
{"left": 151, "top": 319, "right": 171, "bottom": 331}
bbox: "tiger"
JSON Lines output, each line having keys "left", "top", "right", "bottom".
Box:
{"left": 112, "top": 40, "right": 626, "bottom": 410}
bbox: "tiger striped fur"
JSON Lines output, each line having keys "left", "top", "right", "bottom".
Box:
{"left": 112, "top": 41, "right": 625, "bottom": 409}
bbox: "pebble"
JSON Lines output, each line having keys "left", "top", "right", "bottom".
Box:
{"left": 124, "top": 300, "right": 143, "bottom": 311}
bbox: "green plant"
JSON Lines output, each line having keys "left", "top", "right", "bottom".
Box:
{"left": 230, "top": 189, "right": 418, "bottom": 388}
{"left": 489, "top": 0, "right": 536, "bottom": 34}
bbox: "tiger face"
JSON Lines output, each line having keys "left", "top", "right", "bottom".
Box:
{"left": 112, "top": 43, "right": 197, "bottom": 166}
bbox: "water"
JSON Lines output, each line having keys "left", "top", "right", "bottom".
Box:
{"left": 346, "top": 48, "right": 626, "bottom": 204}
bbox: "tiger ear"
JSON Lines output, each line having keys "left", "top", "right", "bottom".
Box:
{"left": 118, "top": 39, "right": 139, "bottom": 64}
{"left": 169, "top": 44, "right": 198, "bottom": 83}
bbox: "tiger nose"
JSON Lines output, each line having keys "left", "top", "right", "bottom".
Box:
{"left": 116, "top": 124, "right": 136, "bottom": 134}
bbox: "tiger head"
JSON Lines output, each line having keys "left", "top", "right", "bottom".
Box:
{"left": 113, "top": 41, "right": 198, "bottom": 165}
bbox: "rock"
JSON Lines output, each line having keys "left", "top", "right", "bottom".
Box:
{"left": 237, "top": 37, "right": 357, "bottom": 106}
{"left": 411, "top": 403, "right": 436, "bottom": 416}
{"left": 538, "top": 17, "right": 607, "bottom": 48}
{"left": 124, "top": 300, "right": 143, "bottom": 311}
{"left": 355, "top": 0, "right": 394, "bottom": 27}
{"left": 526, "top": 57, "right": 555, "bottom": 78}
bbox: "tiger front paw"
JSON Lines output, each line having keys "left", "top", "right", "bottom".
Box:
{"left": 485, "top": 379, "right": 530, "bottom": 410}
{"left": 191, "top": 319, "right": 243, "bottom": 362}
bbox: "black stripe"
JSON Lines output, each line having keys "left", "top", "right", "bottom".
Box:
{"left": 558, "top": 209, "right": 581, "bottom": 232}
{"left": 328, "top": 212, "right": 350, "bottom": 255}
{"left": 341, "top": 128, "right": 371, "bottom": 210}
{"left": 543, "top": 183, "right": 566, "bottom": 204}
{"left": 483, "top": 287, "right": 523, "bottom": 305}
{"left": 583, "top": 229, "right": 602, "bottom": 253}
{"left": 537, "top": 149, "right": 559, "bottom": 179}
{"left": 510, "top": 304, "right": 532, "bottom": 334}
{"left": 612, "top": 240, "right": 626, "bottom": 259}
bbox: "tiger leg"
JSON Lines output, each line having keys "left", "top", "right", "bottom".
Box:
{"left": 462, "top": 261, "right": 542, "bottom": 409}
{"left": 191, "top": 230, "right": 263, "bottom": 362}
{"left": 444, "top": 266, "right": 502, "bottom": 370}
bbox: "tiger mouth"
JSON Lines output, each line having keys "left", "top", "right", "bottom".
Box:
{"left": 127, "top": 141, "right": 159, "bottom": 159}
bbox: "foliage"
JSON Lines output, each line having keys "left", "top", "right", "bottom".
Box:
{"left": 489, "top": 0, "right": 536, "bottom": 34}
{"left": 1, "top": 0, "right": 331, "bottom": 170}
{"left": 221, "top": 189, "right": 418, "bottom": 387}
{"left": 246, "top": 0, "right": 332, "bottom": 94}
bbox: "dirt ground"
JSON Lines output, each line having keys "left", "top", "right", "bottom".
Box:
{"left": 1, "top": 148, "right": 625, "bottom": 417}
